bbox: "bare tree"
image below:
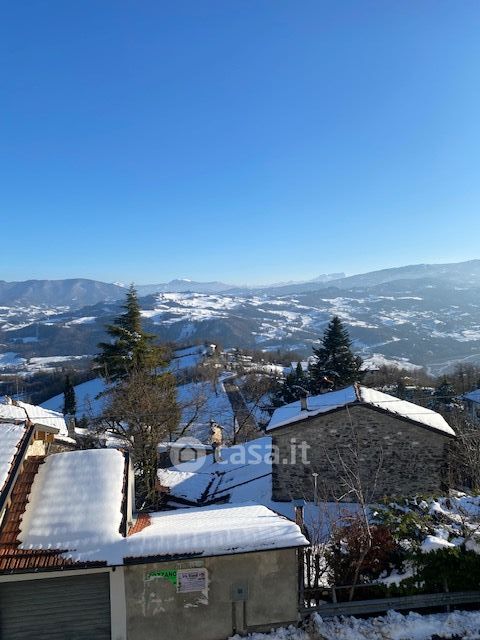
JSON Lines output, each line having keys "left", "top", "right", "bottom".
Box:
{"left": 322, "top": 410, "right": 385, "bottom": 600}
{"left": 449, "top": 408, "right": 480, "bottom": 491}
{"left": 100, "top": 369, "right": 180, "bottom": 507}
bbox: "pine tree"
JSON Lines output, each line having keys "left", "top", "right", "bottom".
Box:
{"left": 433, "top": 377, "right": 456, "bottom": 407}
{"left": 95, "top": 285, "right": 166, "bottom": 382}
{"left": 96, "top": 285, "right": 179, "bottom": 507}
{"left": 274, "top": 361, "right": 309, "bottom": 405}
{"left": 63, "top": 374, "right": 76, "bottom": 416}
{"left": 309, "top": 316, "right": 363, "bottom": 392}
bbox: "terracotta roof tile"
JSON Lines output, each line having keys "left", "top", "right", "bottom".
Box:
{"left": 128, "top": 512, "right": 151, "bottom": 535}
{"left": 0, "top": 456, "right": 105, "bottom": 573}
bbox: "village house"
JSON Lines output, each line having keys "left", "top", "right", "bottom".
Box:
{"left": 0, "top": 421, "right": 307, "bottom": 640}
{"left": 267, "top": 384, "right": 456, "bottom": 502}
{"left": 464, "top": 388, "right": 480, "bottom": 424}
{"left": 0, "top": 396, "right": 76, "bottom": 451}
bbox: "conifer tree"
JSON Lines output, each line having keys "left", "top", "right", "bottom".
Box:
{"left": 96, "top": 285, "right": 179, "bottom": 507}
{"left": 274, "top": 361, "right": 309, "bottom": 405}
{"left": 96, "top": 285, "right": 165, "bottom": 381}
{"left": 309, "top": 316, "right": 363, "bottom": 391}
{"left": 433, "top": 377, "right": 456, "bottom": 407}
{"left": 63, "top": 374, "right": 76, "bottom": 416}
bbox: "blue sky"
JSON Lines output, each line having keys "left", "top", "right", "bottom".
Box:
{"left": 1, "top": 1, "right": 480, "bottom": 285}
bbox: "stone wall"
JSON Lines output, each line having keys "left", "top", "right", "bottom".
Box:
{"left": 124, "top": 548, "right": 299, "bottom": 640}
{"left": 272, "top": 405, "right": 452, "bottom": 502}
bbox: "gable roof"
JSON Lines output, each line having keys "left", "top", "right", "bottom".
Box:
{"left": 18, "top": 449, "right": 125, "bottom": 557}
{"left": 464, "top": 389, "right": 480, "bottom": 405}
{"left": 0, "top": 399, "right": 67, "bottom": 436}
{"left": 267, "top": 384, "right": 455, "bottom": 437}
{"left": 0, "top": 449, "right": 128, "bottom": 573}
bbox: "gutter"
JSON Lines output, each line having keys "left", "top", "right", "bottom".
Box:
{"left": 0, "top": 423, "right": 36, "bottom": 515}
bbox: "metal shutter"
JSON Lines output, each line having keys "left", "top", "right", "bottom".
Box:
{"left": 0, "top": 572, "right": 111, "bottom": 640}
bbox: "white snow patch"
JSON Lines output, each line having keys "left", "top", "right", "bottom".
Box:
{"left": 18, "top": 449, "right": 125, "bottom": 556}
{"left": 0, "top": 423, "right": 27, "bottom": 493}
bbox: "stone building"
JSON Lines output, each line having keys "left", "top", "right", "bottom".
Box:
{"left": 267, "top": 384, "right": 456, "bottom": 502}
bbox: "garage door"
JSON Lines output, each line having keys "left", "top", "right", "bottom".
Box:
{"left": 0, "top": 572, "right": 111, "bottom": 640}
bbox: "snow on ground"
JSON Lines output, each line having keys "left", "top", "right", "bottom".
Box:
{"left": 167, "top": 344, "right": 209, "bottom": 373}
{"left": 361, "top": 353, "right": 422, "bottom": 372}
{"left": 0, "top": 352, "right": 26, "bottom": 370}
{"left": 141, "top": 292, "right": 240, "bottom": 324}
{"left": 64, "top": 316, "right": 97, "bottom": 326}
{"left": 159, "top": 436, "right": 360, "bottom": 534}
{"left": 177, "top": 380, "right": 235, "bottom": 442}
{"left": 229, "top": 610, "right": 480, "bottom": 640}
{"left": 41, "top": 377, "right": 107, "bottom": 417}
{"left": 0, "top": 353, "right": 90, "bottom": 376}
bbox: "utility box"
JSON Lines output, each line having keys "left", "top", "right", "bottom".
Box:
{"left": 231, "top": 583, "right": 248, "bottom": 602}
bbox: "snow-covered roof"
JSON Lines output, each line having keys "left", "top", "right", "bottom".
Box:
{"left": 0, "top": 399, "right": 67, "bottom": 436}
{"left": 157, "top": 437, "right": 272, "bottom": 505}
{"left": 124, "top": 503, "right": 308, "bottom": 560}
{"left": 18, "top": 449, "right": 125, "bottom": 557}
{"left": 14, "top": 446, "right": 305, "bottom": 566}
{"left": 267, "top": 384, "right": 455, "bottom": 437}
{"left": 464, "top": 389, "right": 480, "bottom": 405}
{"left": 0, "top": 423, "right": 28, "bottom": 495}
{"left": 16, "top": 401, "right": 67, "bottom": 435}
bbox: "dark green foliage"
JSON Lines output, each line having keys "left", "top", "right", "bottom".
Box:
{"left": 433, "top": 376, "right": 456, "bottom": 407}
{"left": 375, "top": 501, "right": 433, "bottom": 546}
{"left": 95, "top": 285, "right": 166, "bottom": 381}
{"left": 274, "top": 361, "right": 309, "bottom": 405}
{"left": 395, "top": 377, "right": 407, "bottom": 400}
{"left": 414, "top": 548, "right": 480, "bottom": 592}
{"left": 374, "top": 499, "right": 480, "bottom": 595}
{"left": 63, "top": 374, "right": 76, "bottom": 415}
{"left": 309, "top": 316, "right": 363, "bottom": 391}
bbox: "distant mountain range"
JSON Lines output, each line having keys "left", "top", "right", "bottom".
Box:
{"left": 0, "top": 279, "right": 124, "bottom": 307}
{"left": 1, "top": 260, "right": 480, "bottom": 374}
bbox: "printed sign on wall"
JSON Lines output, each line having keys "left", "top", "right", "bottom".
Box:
{"left": 146, "top": 569, "right": 177, "bottom": 585}
{"left": 176, "top": 568, "right": 208, "bottom": 593}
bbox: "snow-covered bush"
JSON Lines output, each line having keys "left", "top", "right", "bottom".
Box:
{"left": 374, "top": 495, "right": 480, "bottom": 593}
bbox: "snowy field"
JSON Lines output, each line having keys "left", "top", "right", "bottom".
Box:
{"left": 229, "top": 610, "right": 480, "bottom": 640}
{"left": 41, "top": 377, "right": 107, "bottom": 417}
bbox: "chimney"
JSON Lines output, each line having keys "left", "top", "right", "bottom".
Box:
{"left": 294, "top": 499, "right": 305, "bottom": 529}
{"left": 67, "top": 416, "right": 76, "bottom": 439}
{"left": 300, "top": 394, "right": 308, "bottom": 412}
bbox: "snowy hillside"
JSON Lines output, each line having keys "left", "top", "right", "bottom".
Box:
{"left": 2, "top": 261, "right": 480, "bottom": 372}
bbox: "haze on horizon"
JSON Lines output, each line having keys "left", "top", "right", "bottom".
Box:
{"left": 1, "top": 1, "right": 480, "bottom": 284}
